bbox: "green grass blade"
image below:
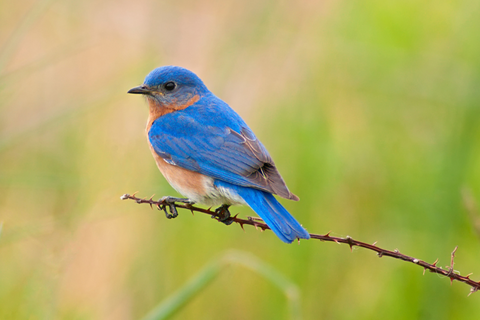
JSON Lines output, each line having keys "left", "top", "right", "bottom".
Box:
{"left": 222, "top": 250, "right": 302, "bottom": 320}
{"left": 141, "top": 250, "right": 302, "bottom": 320}
{"left": 141, "top": 261, "right": 222, "bottom": 320}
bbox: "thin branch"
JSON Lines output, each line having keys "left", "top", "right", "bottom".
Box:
{"left": 121, "top": 193, "right": 480, "bottom": 295}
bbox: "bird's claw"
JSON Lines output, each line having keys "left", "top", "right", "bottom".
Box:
{"left": 158, "top": 196, "right": 195, "bottom": 219}
{"left": 213, "top": 204, "right": 234, "bottom": 225}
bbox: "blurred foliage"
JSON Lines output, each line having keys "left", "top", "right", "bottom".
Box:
{"left": 1, "top": 0, "right": 480, "bottom": 319}
{"left": 141, "top": 250, "right": 301, "bottom": 320}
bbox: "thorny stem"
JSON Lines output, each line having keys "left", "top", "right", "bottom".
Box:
{"left": 121, "top": 193, "right": 480, "bottom": 295}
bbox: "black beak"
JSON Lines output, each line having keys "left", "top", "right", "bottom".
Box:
{"left": 127, "top": 85, "right": 151, "bottom": 94}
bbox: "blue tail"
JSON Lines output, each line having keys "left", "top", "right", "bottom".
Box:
{"left": 215, "top": 181, "right": 310, "bottom": 243}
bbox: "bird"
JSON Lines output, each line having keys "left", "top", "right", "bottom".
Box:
{"left": 128, "top": 66, "right": 309, "bottom": 243}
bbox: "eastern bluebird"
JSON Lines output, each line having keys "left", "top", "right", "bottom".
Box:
{"left": 128, "top": 66, "right": 309, "bottom": 243}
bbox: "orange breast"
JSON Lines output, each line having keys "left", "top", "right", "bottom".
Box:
{"left": 148, "top": 144, "right": 210, "bottom": 200}
{"left": 144, "top": 94, "right": 209, "bottom": 202}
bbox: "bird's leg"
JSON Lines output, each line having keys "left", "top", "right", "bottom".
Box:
{"left": 160, "top": 196, "right": 195, "bottom": 205}
{"left": 158, "top": 196, "right": 195, "bottom": 219}
{"left": 214, "top": 204, "right": 234, "bottom": 225}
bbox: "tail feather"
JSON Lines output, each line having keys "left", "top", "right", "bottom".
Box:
{"left": 235, "top": 186, "right": 310, "bottom": 243}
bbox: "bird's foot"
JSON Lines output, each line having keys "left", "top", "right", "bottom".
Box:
{"left": 213, "top": 204, "right": 234, "bottom": 225}
{"left": 158, "top": 196, "right": 195, "bottom": 219}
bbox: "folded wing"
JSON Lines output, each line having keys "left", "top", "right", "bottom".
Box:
{"left": 148, "top": 101, "right": 298, "bottom": 201}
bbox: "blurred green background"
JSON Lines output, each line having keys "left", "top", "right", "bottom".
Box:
{"left": 1, "top": 0, "right": 480, "bottom": 319}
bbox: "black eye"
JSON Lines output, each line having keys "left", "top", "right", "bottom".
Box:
{"left": 164, "top": 81, "right": 176, "bottom": 91}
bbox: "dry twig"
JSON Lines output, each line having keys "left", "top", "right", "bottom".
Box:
{"left": 121, "top": 193, "right": 480, "bottom": 295}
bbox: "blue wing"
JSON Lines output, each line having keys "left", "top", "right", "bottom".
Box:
{"left": 148, "top": 96, "right": 298, "bottom": 200}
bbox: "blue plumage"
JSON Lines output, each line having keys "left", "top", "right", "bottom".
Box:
{"left": 214, "top": 180, "right": 310, "bottom": 243}
{"left": 129, "top": 66, "right": 309, "bottom": 243}
{"left": 149, "top": 97, "right": 268, "bottom": 190}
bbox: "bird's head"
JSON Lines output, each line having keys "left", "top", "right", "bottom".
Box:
{"left": 128, "top": 66, "right": 209, "bottom": 110}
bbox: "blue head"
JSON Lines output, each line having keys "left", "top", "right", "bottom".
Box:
{"left": 128, "top": 66, "right": 210, "bottom": 109}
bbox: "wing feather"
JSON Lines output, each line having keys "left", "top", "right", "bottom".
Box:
{"left": 148, "top": 100, "right": 298, "bottom": 200}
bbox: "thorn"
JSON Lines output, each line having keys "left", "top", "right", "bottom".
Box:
{"left": 149, "top": 195, "right": 155, "bottom": 209}
{"left": 468, "top": 287, "right": 478, "bottom": 297}
{"left": 251, "top": 219, "right": 260, "bottom": 231}
{"left": 346, "top": 236, "right": 354, "bottom": 251}
{"left": 231, "top": 213, "right": 240, "bottom": 225}
{"left": 247, "top": 216, "right": 264, "bottom": 222}
{"left": 432, "top": 258, "right": 439, "bottom": 267}
{"left": 466, "top": 273, "right": 473, "bottom": 279}
{"left": 148, "top": 195, "right": 154, "bottom": 209}
{"left": 372, "top": 241, "right": 377, "bottom": 246}
{"left": 450, "top": 246, "right": 458, "bottom": 272}
{"left": 324, "top": 231, "right": 331, "bottom": 237}
{"left": 132, "top": 191, "right": 139, "bottom": 197}
{"left": 423, "top": 268, "right": 426, "bottom": 276}
{"left": 377, "top": 251, "right": 383, "bottom": 258}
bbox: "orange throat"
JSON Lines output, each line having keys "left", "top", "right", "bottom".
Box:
{"left": 145, "top": 95, "right": 200, "bottom": 133}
